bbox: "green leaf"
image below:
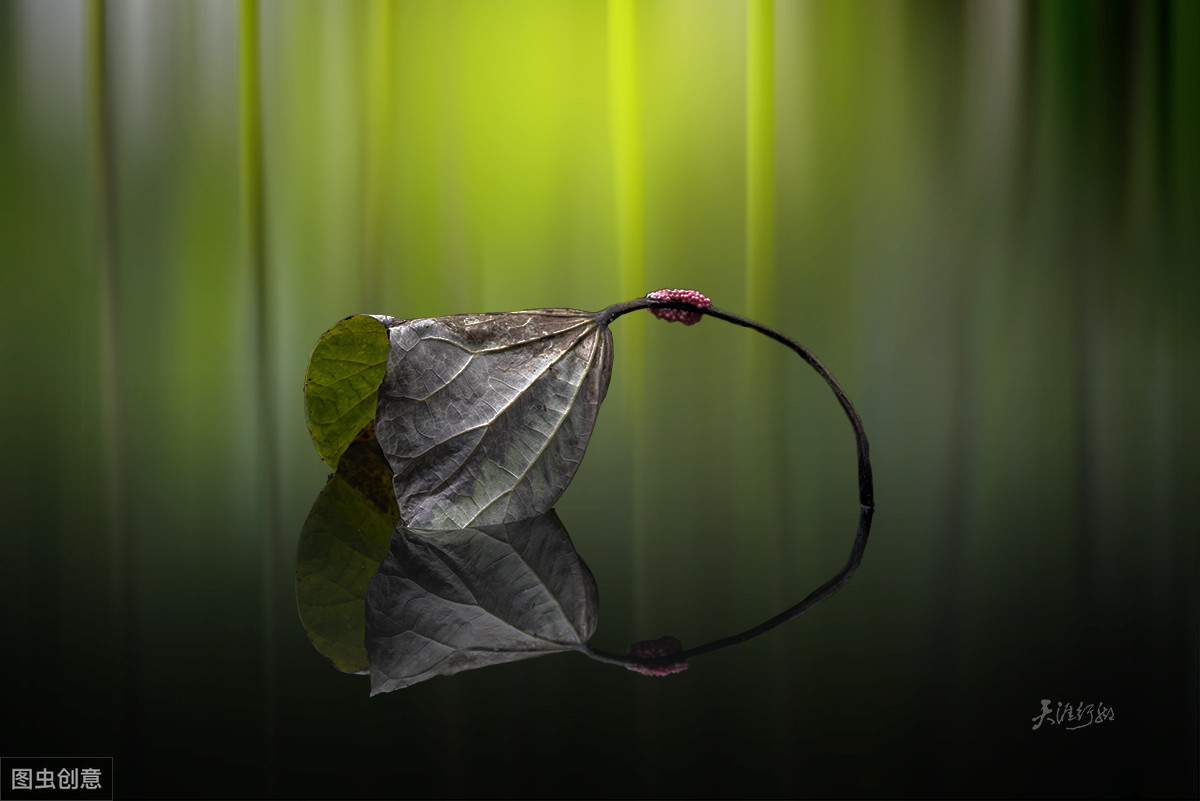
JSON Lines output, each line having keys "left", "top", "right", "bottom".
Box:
{"left": 295, "top": 440, "right": 399, "bottom": 674}
{"left": 375, "top": 309, "right": 613, "bottom": 528}
{"left": 304, "top": 314, "right": 395, "bottom": 469}
{"left": 364, "top": 510, "right": 598, "bottom": 694}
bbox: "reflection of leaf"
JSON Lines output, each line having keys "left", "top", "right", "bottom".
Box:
{"left": 295, "top": 440, "right": 399, "bottom": 673}
{"left": 364, "top": 510, "right": 598, "bottom": 694}
{"left": 304, "top": 314, "right": 396, "bottom": 469}
{"left": 375, "top": 310, "right": 613, "bottom": 529}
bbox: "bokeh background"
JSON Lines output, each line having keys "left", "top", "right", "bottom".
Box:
{"left": 2, "top": 1, "right": 1197, "bottom": 798}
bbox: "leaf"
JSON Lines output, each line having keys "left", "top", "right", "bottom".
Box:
{"left": 374, "top": 310, "right": 613, "bottom": 528}
{"left": 304, "top": 314, "right": 397, "bottom": 469}
{"left": 295, "top": 439, "right": 399, "bottom": 673}
{"left": 364, "top": 510, "right": 598, "bottom": 694}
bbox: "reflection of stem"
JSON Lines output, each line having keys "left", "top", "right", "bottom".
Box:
{"left": 592, "top": 297, "right": 875, "bottom": 668}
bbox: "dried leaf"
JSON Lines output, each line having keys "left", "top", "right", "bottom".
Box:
{"left": 374, "top": 310, "right": 612, "bottom": 528}
{"left": 364, "top": 511, "right": 598, "bottom": 694}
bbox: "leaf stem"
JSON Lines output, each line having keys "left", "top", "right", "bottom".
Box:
{"left": 590, "top": 297, "right": 875, "bottom": 669}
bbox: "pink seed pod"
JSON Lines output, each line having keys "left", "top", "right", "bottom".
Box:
{"left": 625, "top": 635, "right": 688, "bottom": 677}
{"left": 646, "top": 288, "right": 711, "bottom": 325}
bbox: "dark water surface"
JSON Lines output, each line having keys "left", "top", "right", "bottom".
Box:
{"left": 2, "top": 2, "right": 1197, "bottom": 798}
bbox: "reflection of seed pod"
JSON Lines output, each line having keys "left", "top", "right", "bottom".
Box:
{"left": 625, "top": 636, "right": 688, "bottom": 677}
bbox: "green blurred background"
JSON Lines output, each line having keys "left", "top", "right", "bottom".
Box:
{"left": 2, "top": 0, "right": 1197, "bottom": 798}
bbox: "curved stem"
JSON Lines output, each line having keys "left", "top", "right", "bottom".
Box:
{"left": 595, "top": 296, "right": 651, "bottom": 325}
{"left": 587, "top": 297, "right": 876, "bottom": 669}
